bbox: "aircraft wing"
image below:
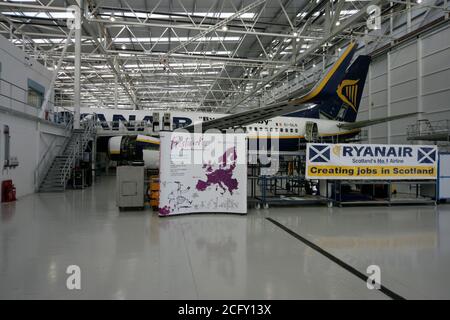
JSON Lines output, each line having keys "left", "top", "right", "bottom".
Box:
{"left": 337, "top": 112, "right": 420, "bottom": 130}
{"left": 184, "top": 99, "right": 309, "bottom": 132}
{"left": 184, "top": 42, "right": 357, "bottom": 132}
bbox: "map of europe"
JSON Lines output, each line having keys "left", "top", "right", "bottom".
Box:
{"left": 196, "top": 147, "right": 239, "bottom": 195}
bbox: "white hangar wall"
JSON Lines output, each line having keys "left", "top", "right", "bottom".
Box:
{"left": 0, "top": 35, "right": 67, "bottom": 198}
{"left": 359, "top": 24, "right": 450, "bottom": 144}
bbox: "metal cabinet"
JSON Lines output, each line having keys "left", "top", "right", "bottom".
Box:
{"left": 116, "top": 166, "right": 145, "bottom": 209}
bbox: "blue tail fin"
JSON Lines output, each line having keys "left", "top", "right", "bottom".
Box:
{"left": 288, "top": 42, "right": 357, "bottom": 105}
{"left": 286, "top": 52, "right": 371, "bottom": 122}
{"left": 317, "top": 55, "right": 371, "bottom": 122}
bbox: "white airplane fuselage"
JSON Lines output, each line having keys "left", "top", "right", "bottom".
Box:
{"left": 72, "top": 108, "right": 361, "bottom": 169}
{"left": 80, "top": 107, "right": 360, "bottom": 150}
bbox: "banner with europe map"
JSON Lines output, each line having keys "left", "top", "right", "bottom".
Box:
{"left": 306, "top": 143, "right": 437, "bottom": 180}
{"left": 158, "top": 131, "right": 247, "bottom": 216}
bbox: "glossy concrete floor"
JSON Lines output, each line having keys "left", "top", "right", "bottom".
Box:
{"left": 1, "top": 176, "right": 450, "bottom": 299}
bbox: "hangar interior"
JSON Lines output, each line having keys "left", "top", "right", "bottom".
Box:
{"left": 1, "top": 0, "right": 450, "bottom": 300}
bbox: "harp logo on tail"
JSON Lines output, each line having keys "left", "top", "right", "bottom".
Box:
{"left": 336, "top": 79, "right": 359, "bottom": 111}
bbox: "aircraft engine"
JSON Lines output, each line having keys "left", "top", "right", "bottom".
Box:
{"left": 305, "top": 121, "right": 319, "bottom": 142}
{"left": 108, "top": 135, "right": 160, "bottom": 169}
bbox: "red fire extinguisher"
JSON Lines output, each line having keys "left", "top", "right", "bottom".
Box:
{"left": 1, "top": 180, "right": 16, "bottom": 203}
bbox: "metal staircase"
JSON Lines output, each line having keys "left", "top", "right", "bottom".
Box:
{"left": 38, "top": 118, "right": 95, "bottom": 192}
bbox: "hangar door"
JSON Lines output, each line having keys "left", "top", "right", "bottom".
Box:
{"left": 439, "top": 153, "right": 450, "bottom": 201}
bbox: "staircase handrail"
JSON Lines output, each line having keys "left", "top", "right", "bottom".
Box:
{"left": 58, "top": 116, "right": 96, "bottom": 189}
{"left": 34, "top": 115, "right": 73, "bottom": 191}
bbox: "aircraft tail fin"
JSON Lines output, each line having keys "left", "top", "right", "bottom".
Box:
{"left": 323, "top": 55, "right": 371, "bottom": 122}
{"left": 288, "top": 42, "right": 357, "bottom": 106}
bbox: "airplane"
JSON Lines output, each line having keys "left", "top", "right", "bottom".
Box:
{"left": 68, "top": 42, "right": 418, "bottom": 168}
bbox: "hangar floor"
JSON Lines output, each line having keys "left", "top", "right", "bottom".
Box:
{"left": 1, "top": 176, "right": 450, "bottom": 300}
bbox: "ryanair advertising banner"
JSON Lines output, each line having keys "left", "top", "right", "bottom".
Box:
{"left": 306, "top": 143, "right": 437, "bottom": 180}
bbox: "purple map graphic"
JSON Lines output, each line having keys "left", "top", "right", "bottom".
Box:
{"left": 196, "top": 147, "right": 239, "bottom": 195}
{"left": 159, "top": 205, "right": 171, "bottom": 215}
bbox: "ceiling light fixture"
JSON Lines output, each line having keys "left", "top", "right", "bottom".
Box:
{"left": 221, "top": 25, "right": 228, "bottom": 31}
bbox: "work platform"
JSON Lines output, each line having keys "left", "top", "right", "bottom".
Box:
{"left": 92, "top": 120, "right": 154, "bottom": 136}
{"left": 327, "top": 180, "right": 437, "bottom": 207}
{"left": 407, "top": 119, "right": 450, "bottom": 142}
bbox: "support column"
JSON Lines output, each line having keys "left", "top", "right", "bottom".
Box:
{"left": 91, "top": 135, "right": 96, "bottom": 185}
{"left": 446, "top": 0, "right": 449, "bottom": 19}
{"left": 417, "top": 37, "right": 423, "bottom": 120}
{"left": 417, "top": 37, "right": 425, "bottom": 145}
{"left": 387, "top": 51, "right": 392, "bottom": 144}
{"left": 407, "top": 0, "right": 412, "bottom": 33}
{"left": 114, "top": 74, "right": 118, "bottom": 109}
{"left": 35, "top": 122, "right": 41, "bottom": 192}
{"left": 73, "top": 3, "right": 82, "bottom": 129}
{"left": 291, "top": 35, "right": 296, "bottom": 65}
{"left": 390, "top": 2, "right": 394, "bottom": 44}
{"left": 368, "top": 64, "right": 373, "bottom": 143}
